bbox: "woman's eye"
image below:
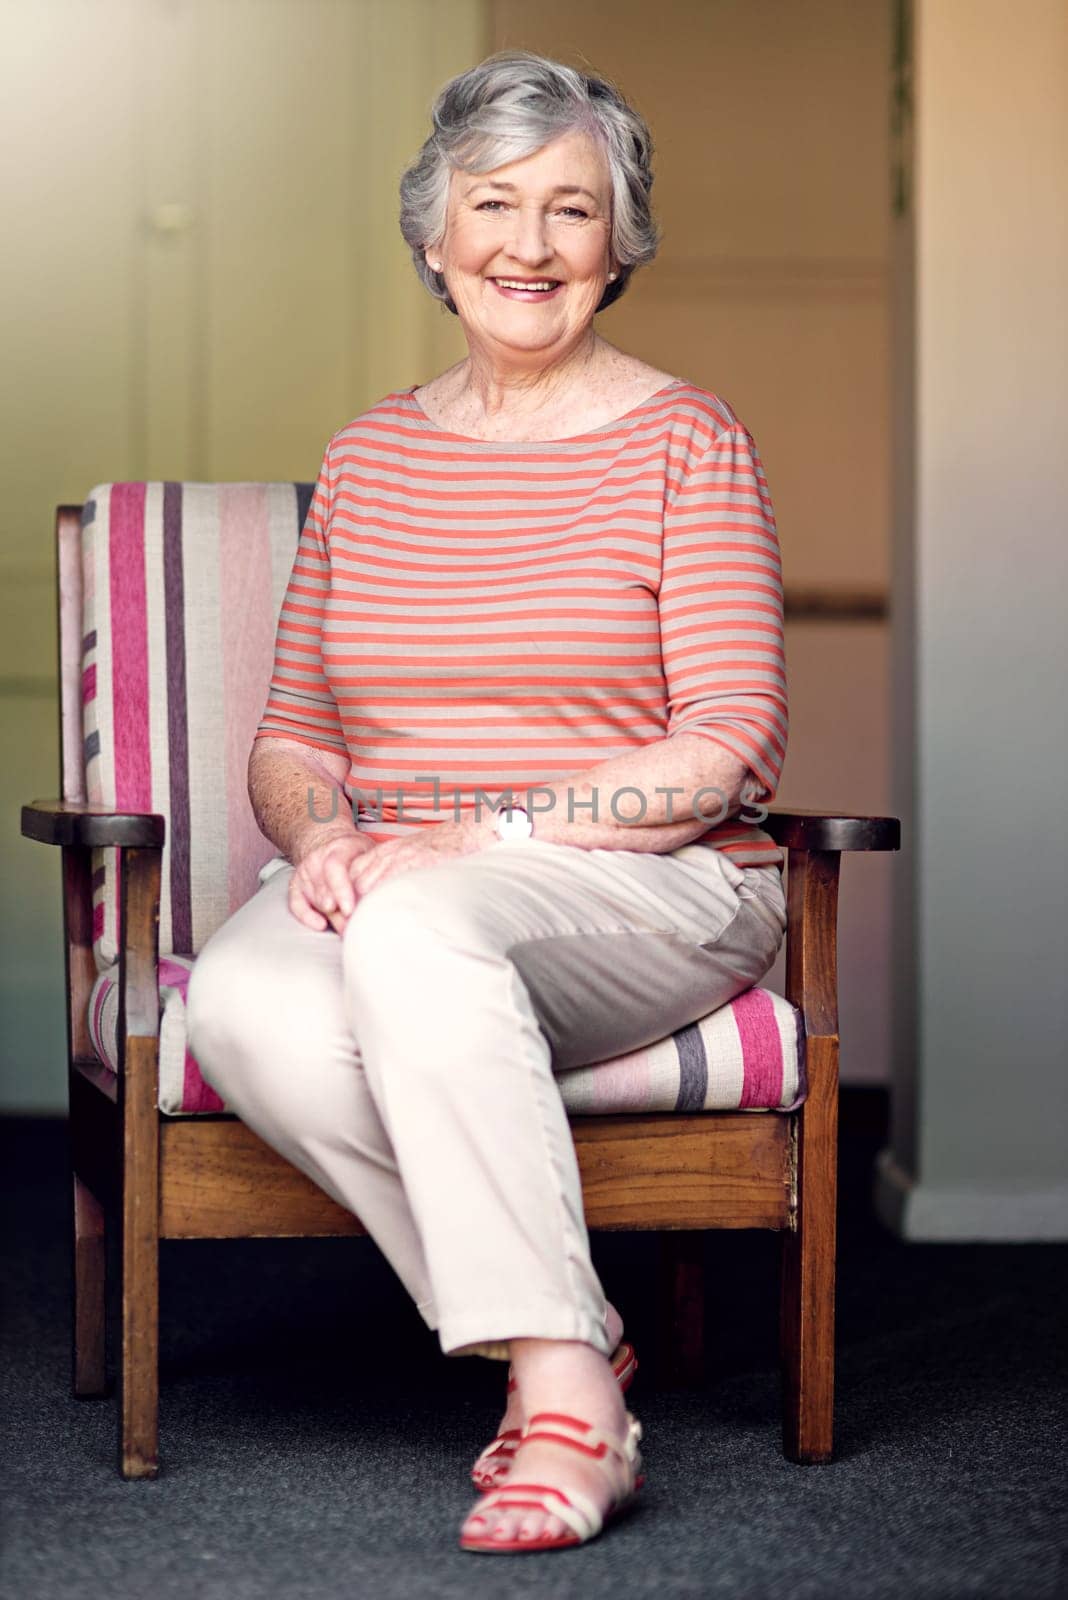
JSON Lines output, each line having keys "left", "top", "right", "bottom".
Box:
{"left": 474, "top": 200, "right": 589, "bottom": 219}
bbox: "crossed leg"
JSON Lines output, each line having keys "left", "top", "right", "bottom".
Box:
{"left": 189, "top": 839, "right": 785, "bottom": 1547}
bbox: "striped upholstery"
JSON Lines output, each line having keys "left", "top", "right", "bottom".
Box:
{"left": 82, "top": 483, "right": 309, "bottom": 966}
{"left": 80, "top": 480, "right": 805, "bottom": 1117}
{"left": 89, "top": 956, "right": 224, "bottom": 1115}
{"left": 87, "top": 959, "right": 805, "bottom": 1116}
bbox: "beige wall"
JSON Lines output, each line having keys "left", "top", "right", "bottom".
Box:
{"left": 881, "top": 0, "right": 1068, "bottom": 1238}
{"left": 0, "top": 0, "right": 485, "bottom": 1112}
{"left": 493, "top": 0, "right": 895, "bottom": 1082}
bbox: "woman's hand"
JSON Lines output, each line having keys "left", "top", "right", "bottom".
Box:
{"left": 291, "top": 818, "right": 491, "bottom": 933}
{"left": 289, "top": 832, "right": 373, "bottom": 934}
{"left": 348, "top": 817, "right": 490, "bottom": 902}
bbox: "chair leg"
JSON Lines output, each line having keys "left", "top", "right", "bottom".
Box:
{"left": 780, "top": 1041, "right": 837, "bottom": 1463}
{"left": 72, "top": 1172, "right": 108, "bottom": 1397}
{"left": 119, "top": 1151, "right": 160, "bottom": 1476}
{"left": 656, "top": 1231, "right": 706, "bottom": 1388}
{"left": 118, "top": 1041, "right": 161, "bottom": 1479}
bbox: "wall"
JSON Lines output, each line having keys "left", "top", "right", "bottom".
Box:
{"left": 880, "top": 0, "right": 1068, "bottom": 1238}
{"left": 0, "top": 0, "right": 484, "bottom": 1112}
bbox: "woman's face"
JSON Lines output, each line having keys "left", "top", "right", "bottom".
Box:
{"left": 429, "top": 130, "right": 616, "bottom": 365}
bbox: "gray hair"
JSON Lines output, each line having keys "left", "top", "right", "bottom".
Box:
{"left": 399, "top": 51, "right": 659, "bottom": 315}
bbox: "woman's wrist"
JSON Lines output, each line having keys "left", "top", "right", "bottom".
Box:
{"left": 459, "top": 809, "right": 501, "bottom": 852}
{"left": 290, "top": 817, "right": 367, "bottom": 867}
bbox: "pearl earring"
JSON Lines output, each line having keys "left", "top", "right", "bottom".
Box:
{"left": 607, "top": 271, "right": 618, "bottom": 281}
{"left": 430, "top": 261, "right": 443, "bottom": 272}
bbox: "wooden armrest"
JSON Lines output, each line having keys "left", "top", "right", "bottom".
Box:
{"left": 771, "top": 811, "right": 900, "bottom": 1046}
{"left": 22, "top": 799, "right": 165, "bottom": 849}
{"left": 763, "top": 809, "right": 900, "bottom": 852}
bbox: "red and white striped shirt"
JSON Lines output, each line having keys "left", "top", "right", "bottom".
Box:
{"left": 257, "top": 379, "right": 788, "bottom": 867}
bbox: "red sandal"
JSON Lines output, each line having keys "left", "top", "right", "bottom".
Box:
{"left": 469, "top": 1340, "right": 637, "bottom": 1492}
{"left": 460, "top": 1410, "right": 644, "bottom": 1554}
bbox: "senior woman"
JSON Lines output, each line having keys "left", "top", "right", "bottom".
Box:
{"left": 187, "top": 50, "right": 788, "bottom": 1555}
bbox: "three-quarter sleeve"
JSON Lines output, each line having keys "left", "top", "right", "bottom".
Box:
{"left": 256, "top": 442, "right": 348, "bottom": 755}
{"left": 658, "top": 423, "right": 788, "bottom": 801}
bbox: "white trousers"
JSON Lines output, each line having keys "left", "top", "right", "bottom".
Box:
{"left": 185, "top": 839, "right": 787, "bottom": 1360}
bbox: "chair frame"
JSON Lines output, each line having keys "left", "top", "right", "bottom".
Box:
{"left": 23, "top": 504, "right": 900, "bottom": 1479}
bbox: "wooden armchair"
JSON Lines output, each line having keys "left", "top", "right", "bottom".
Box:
{"left": 22, "top": 493, "right": 899, "bottom": 1479}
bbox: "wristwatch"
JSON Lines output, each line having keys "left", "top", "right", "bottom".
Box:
{"left": 493, "top": 801, "right": 534, "bottom": 842}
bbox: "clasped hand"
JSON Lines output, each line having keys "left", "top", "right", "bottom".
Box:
{"left": 287, "top": 819, "right": 488, "bottom": 933}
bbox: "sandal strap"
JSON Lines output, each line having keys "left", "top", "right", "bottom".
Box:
{"left": 522, "top": 1411, "right": 642, "bottom": 1480}
{"left": 471, "top": 1427, "right": 521, "bottom": 1474}
{"left": 612, "top": 1341, "right": 638, "bottom": 1387}
{"left": 472, "top": 1482, "right": 601, "bottom": 1542}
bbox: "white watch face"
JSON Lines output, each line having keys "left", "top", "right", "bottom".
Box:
{"left": 495, "top": 804, "right": 533, "bottom": 841}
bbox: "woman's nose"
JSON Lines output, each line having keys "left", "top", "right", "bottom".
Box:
{"left": 506, "top": 206, "right": 553, "bottom": 268}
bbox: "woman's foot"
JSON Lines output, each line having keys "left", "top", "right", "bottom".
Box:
{"left": 471, "top": 1302, "right": 625, "bottom": 1491}
{"left": 461, "top": 1331, "right": 634, "bottom": 1548}
{"left": 460, "top": 1411, "right": 643, "bottom": 1553}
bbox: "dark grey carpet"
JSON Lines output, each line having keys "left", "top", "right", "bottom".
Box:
{"left": 1, "top": 1098, "right": 1065, "bottom": 1600}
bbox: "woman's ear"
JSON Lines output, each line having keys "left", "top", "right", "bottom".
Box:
{"left": 425, "top": 249, "right": 444, "bottom": 274}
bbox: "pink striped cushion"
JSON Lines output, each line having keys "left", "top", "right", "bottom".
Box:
{"left": 86, "top": 962, "right": 804, "bottom": 1117}
{"left": 88, "top": 955, "right": 224, "bottom": 1114}
{"left": 81, "top": 483, "right": 311, "bottom": 967}
{"left": 558, "top": 985, "right": 805, "bottom": 1114}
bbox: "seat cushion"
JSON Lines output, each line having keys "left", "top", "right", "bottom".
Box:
{"left": 81, "top": 482, "right": 311, "bottom": 968}
{"left": 87, "top": 961, "right": 806, "bottom": 1117}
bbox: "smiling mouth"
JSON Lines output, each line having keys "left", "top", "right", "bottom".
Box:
{"left": 490, "top": 277, "right": 563, "bottom": 296}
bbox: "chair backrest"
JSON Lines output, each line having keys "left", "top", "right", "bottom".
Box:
{"left": 75, "top": 482, "right": 311, "bottom": 967}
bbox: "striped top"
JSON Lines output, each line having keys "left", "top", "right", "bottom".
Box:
{"left": 257, "top": 379, "right": 788, "bottom": 867}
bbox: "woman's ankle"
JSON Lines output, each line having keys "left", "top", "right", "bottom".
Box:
{"left": 508, "top": 1339, "right": 627, "bottom": 1433}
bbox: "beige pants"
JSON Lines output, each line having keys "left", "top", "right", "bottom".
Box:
{"left": 185, "top": 838, "right": 786, "bottom": 1359}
